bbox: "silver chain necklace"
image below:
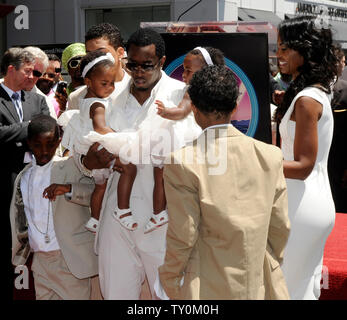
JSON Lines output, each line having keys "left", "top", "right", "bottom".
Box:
{"left": 26, "top": 166, "right": 51, "bottom": 244}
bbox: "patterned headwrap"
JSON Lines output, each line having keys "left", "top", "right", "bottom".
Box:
{"left": 61, "top": 43, "right": 86, "bottom": 71}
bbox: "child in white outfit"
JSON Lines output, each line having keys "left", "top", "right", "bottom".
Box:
{"left": 60, "top": 51, "right": 139, "bottom": 233}
{"left": 60, "top": 51, "right": 168, "bottom": 234}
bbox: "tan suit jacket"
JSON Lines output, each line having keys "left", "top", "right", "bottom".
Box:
{"left": 159, "top": 125, "right": 290, "bottom": 299}
{"left": 10, "top": 156, "right": 98, "bottom": 279}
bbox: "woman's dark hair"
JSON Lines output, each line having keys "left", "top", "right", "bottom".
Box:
{"left": 80, "top": 50, "right": 114, "bottom": 79}
{"left": 126, "top": 28, "right": 165, "bottom": 60}
{"left": 274, "top": 16, "right": 338, "bottom": 122}
{"left": 188, "top": 65, "right": 238, "bottom": 117}
{"left": 188, "top": 47, "right": 225, "bottom": 66}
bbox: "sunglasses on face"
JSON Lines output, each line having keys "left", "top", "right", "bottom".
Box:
{"left": 42, "top": 73, "right": 56, "bottom": 79}
{"left": 33, "top": 70, "right": 43, "bottom": 77}
{"left": 125, "top": 61, "right": 160, "bottom": 72}
{"left": 68, "top": 58, "right": 81, "bottom": 69}
{"left": 55, "top": 67, "right": 62, "bottom": 73}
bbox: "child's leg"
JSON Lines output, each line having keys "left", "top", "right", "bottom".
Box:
{"left": 113, "top": 157, "right": 138, "bottom": 230}
{"left": 116, "top": 158, "right": 137, "bottom": 210}
{"left": 90, "top": 182, "right": 107, "bottom": 220}
{"left": 144, "top": 167, "right": 168, "bottom": 234}
{"left": 153, "top": 167, "right": 166, "bottom": 214}
{"left": 85, "top": 182, "right": 107, "bottom": 232}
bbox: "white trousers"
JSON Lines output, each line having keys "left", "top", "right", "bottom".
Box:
{"left": 97, "top": 167, "right": 167, "bottom": 300}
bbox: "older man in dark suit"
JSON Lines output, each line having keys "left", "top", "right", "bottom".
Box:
{"left": 0, "top": 47, "right": 49, "bottom": 300}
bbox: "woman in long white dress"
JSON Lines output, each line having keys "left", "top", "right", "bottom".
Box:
{"left": 274, "top": 16, "right": 338, "bottom": 299}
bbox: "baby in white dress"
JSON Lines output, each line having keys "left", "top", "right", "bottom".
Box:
{"left": 59, "top": 51, "right": 140, "bottom": 233}
{"left": 60, "top": 51, "right": 169, "bottom": 234}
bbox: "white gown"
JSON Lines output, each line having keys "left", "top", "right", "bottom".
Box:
{"left": 58, "top": 97, "right": 114, "bottom": 183}
{"left": 85, "top": 85, "right": 200, "bottom": 167}
{"left": 279, "top": 86, "right": 335, "bottom": 300}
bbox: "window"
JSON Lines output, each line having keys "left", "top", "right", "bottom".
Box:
{"left": 85, "top": 5, "right": 171, "bottom": 42}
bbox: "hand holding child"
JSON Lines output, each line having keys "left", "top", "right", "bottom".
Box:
{"left": 43, "top": 183, "right": 72, "bottom": 201}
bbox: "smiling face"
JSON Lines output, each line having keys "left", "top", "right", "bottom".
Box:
{"left": 127, "top": 44, "right": 165, "bottom": 91}
{"left": 28, "top": 131, "right": 61, "bottom": 166}
{"left": 36, "top": 60, "right": 61, "bottom": 94}
{"left": 337, "top": 55, "right": 346, "bottom": 77}
{"left": 276, "top": 36, "right": 304, "bottom": 80}
{"left": 182, "top": 53, "right": 205, "bottom": 85}
{"left": 85, "top": 64, "right": 116, "bottom": 98}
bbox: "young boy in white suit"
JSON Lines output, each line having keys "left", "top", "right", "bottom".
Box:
{"left": 10, "top": 115, "right": 97, "bottom": 300}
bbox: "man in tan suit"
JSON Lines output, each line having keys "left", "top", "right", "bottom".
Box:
{"left": 10, "top": 115, "right": 97, "bottom": 299}
{"left": 158, "top": 65, "right": 290, "bottom": 300}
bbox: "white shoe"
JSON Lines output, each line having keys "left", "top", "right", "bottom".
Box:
{"left": 112, "top": 207, "right": 138, "bottom": 231}
{"left": 144, "top": 210, "right": 168, "bottom": 234}
{"left": 85, "top": 217, "right": 99, "bottom": 233}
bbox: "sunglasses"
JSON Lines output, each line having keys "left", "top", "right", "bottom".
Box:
{"left": 68, "top": 58, "right": 82, "bottom": 69}
{"left": 125, "top": 61, "right": 160, "bottom": 72}
{"left": 55, "top": 67, "right": 62, "bottom": 73}
{"left": 42, "top": 73, "right": 56, "bottom": 79}
{"left": 33, "top": 70, "right": 43, "bottom": 77}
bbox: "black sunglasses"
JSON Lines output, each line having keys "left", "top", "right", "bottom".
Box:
{"left": 33, "top": 70, "right": 43, "bottom": 77}
{"left": 42, "top": 73, "right": 56, "bottom": 79}
{"left": 125, "top": 61, "right": 160, "bottom": 72}
{"left": 55, "top": 67, "right": 62, "bottom": 73}
{"left": 68, "top": 58, "right": 82, "bottom": 69}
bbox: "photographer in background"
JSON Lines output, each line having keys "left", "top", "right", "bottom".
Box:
{"left": 50, "top": 43, "right": 86, "bottom": 117}
{"left": 36, "top": 54, "right": 65, "bottom": 117}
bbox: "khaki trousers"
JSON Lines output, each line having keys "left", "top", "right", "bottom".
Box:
{"left": 32, "top": 250, "right": 90, "bottom": 300}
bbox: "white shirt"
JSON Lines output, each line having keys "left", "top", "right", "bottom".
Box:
{"left": 20, "top": 158, "right": 60, "bottom": 252}
{"left": 201, "top": 123, "right": 233, "bottom": 134}
{"left": 123, "top": 72, "right": 167, "bottom": 127}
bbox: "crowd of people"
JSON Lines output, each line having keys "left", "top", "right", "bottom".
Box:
{"left": 0, "top": 15, "right": 345, "bottom": 301}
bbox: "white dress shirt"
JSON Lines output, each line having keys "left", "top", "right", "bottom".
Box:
{"left": 20, "top": 158, "right": 60, "bottom": 252}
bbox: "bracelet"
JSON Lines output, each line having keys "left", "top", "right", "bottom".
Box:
{"left": 79, "top": 155, "right": 93, "bottom": 178}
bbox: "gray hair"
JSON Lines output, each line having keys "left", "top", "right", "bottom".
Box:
{"left": 24, "top": 46, "right": 49, "bottom": 72}
{"left": 0, "top": 47, "right": 35, "bottom": 76}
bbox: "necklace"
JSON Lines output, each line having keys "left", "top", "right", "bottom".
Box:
{"left": 26, "top": 166, "right": 51, "bottom": 244}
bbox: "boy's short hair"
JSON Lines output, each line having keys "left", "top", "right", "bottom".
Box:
{"left": 188, "top": 65, "right": 239, "bottom": 116}
{"left": 85, "top": 23, "right": 124, "bottom": 49}
{"left": 28, "top": 115, "right": 60, "bottom": 141}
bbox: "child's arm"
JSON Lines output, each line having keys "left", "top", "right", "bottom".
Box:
{"left": 43, "top": 184, "right": 71, "bottom": 201}
{"left": 90, "top": 102, "right": 114, "bottom": 135}
{"left": 156, "top": 92, "right": 192, "bottom": 120}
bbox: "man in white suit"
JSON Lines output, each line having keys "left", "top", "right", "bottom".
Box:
{"left": 77, "top": 28, "right": 199, "bottom": 299}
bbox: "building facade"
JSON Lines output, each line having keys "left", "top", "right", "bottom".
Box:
{"left": 2, "top": 0, "right": 347, "bottom": 57}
